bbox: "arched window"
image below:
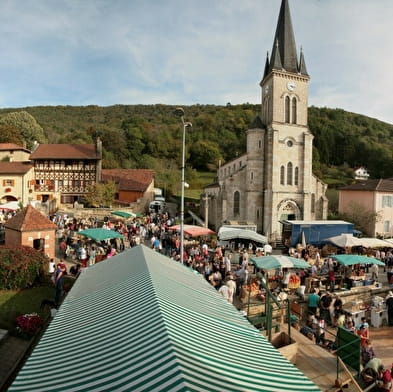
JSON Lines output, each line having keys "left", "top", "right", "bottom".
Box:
{"left": 294, "top": 167, "right": 299, "bottom": 185}
{"left": 311, "top": 193, "right": 315, "bottom": 213}
{"left": 234, "top": 191, "right": 240, "bottom": 215}
{"left": 251, "top": 172, "right": 254, "bottom": 181}
{"left": 257, "top": 209, "right": 260, "bottom": 220}
{"left": 292, "top": 97, "right": 297, "bottom": 124}
{"left": 258, "top": 140, "right": 262, "bottom": 149}
{"left": 285, "top": 96, "right": 290, "bottom": 123}
{"left": 287, "top": 162, "right": 293, "bottom": 185}
{"left": 280, "top": 165, "right": 285, "bottom": 185}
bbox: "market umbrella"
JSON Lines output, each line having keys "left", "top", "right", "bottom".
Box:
{"left": 78, "top": 228, "right": 124, "bottom": 242}
{"left": 356, "top": 237, "right": 393, "bottom": 248}
{"left": 111, "top": 211, "right": 133, "bottom": 219}
{"left": 169, "top": 224, "right": 215, "bottom": 237}
{"left": 330, "top": 254, "right": 385, "bottom": 266}
{"left": 0, "top": 200, "right": 19, "bottom": 211}
{"left": 218, "top": 227, "right": 268, "bottom": 244}
{"left": 251, "top": 254, "right": 310, "bottom": 270}
{"left": 326, "top": 233, "right": 362, "bottom": 248}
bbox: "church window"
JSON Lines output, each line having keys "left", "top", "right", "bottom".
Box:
{"left": 280, "top": 166, "right": 285, "bottom": 185}
{"left": 234, "top": 191, "right": 240, "bottom": 215}
{"left": 285, "top": 96, "right": 290, "bottom": 123}
{"left": 311, "top": 193, "right": 315, "bottom": 213}
{"left": 257, "top": 209, "right": 260, "bottom": 220}
{"left": 251, "top": 172, "right": 254, "bottom": 181}
{"left": 258, "top": 140, "right": 262, "bottom": 149}
{"left": 287, "top": 140, "right": 293, "bottom": 147}
{"left": 287, "top": 162, "right": 293, "bottom": 185}
{"left": 294, "top": 167, "right": 299, "bottom": 185}
{"left": 292, "top": 97, "right": 297, "bottom": 124}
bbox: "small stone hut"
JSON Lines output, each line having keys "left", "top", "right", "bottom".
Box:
{"left": 4, "top": 205, "right": 57, "bottom": 259}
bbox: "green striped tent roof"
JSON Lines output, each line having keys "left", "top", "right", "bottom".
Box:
{"left": 9, "top": 245, "right": 320, "bottom": 392}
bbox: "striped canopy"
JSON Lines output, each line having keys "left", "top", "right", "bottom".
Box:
{"left": 251, "top": 255, "right": 310, "bottom": 270}
{"left": 9, "top": 245, "right": 319, "bottom": 392}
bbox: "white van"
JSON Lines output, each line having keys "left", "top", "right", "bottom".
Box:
{"left": 149, "top": 200, "right": 166, "bottom": 213}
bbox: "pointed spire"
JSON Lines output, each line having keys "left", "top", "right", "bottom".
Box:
{"left": 269, "top": 0, "right": 299, "bottom": 74}
{"left": 262, "top": 51, "right": 270, "bottom": 80}
{"left": 298, "top": 46, "right": 308, "bottom": 75}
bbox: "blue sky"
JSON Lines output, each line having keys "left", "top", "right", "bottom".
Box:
{"left": 0, "top": 0, "right": 392, "bottom": 124}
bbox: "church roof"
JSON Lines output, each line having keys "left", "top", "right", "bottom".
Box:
{"left": 263, "top": 0, "right": 308, "bottom": 78}
{"left": 339, "top": 179, "right": 393, "bottom": 192}
{"left": 4, "top": 205, "right": 57, "bottom": 231}
{"left": 250, "top": 115, "right": 265, "bottom": 129}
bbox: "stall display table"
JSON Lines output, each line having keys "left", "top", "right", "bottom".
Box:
{"left": 371, "top": 308, "right": 388, "bottom": 328}
{"left": 348, "top": 309, "right": 366, "bottom": 324}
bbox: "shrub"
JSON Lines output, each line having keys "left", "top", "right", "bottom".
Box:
{"left": 15, "top": 313, "right": 45, "bottom": 337}
{"left": 0, "top": 245, "right": 49, "bottom": 290}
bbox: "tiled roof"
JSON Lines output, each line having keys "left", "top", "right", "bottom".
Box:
{"left": 339, "top": 179, "right": 393, "bottom": 192}
{"left": 0, "top": 162, "right": 33, "bottom": 174}
{"left": 4, "top": 205, "right": 57, "bottom": 231}
{"left": 30, "top": 144, "right": 99, "bottom": 160}
{"left": 102, "top": 169, "right": 154, "bottom": 192}
{"left": 0, "top": 143, "right": 30, "bottom": 153}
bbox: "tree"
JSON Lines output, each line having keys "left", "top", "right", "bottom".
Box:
{"left": 84, "top": 182, "right": 117, "bottom": 207}
{"left": 338, "top": 201, "right": 380, "bottom": 237}
{"left": 0, "top": 111, "right": 46, "bottom": 149}
{"left": 0, "top": 124, "right": 24, "bottom": 146}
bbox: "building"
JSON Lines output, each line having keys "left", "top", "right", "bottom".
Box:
{"left": 101, "top": 168, "right": 155, "bottom": 209}
{"left": 203, "top": 0, "right": 327, "bottom": 240}
{"left": 354, "top": 166, "right": 370, "bottom": 180}
{"left": 339, "top": 179, "right": 393, "bottom": 237}
{"left": 29, "top": 138, "right": 103, "bottom": 207}
{"left": 4, "top": 205, "right": 57, "bottom": 259}
{"left": 0, "top": 143, "right": 31, "bottom": 162}
{"left": 0, "top": 162, "right": 34, "bottom": 205}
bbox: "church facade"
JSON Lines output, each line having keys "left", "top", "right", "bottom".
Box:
{"left": 203, "top": 0, "right": 328, "bottom": 241}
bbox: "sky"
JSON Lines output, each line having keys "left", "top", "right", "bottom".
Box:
{"left": 0, "top": 0, "right": 392, "bottom": 124}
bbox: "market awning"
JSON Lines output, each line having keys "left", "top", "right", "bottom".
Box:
{"left": 9, "top": 245, "right": 319, "bottom": 392}
{"left": 169, "top": 224, "right": 215, "bottom": 237}
{"left": 251, "top": 255, "right": 310, "bottom": 270}
{"left": 218, "top": 227, "right": 268, "bottom": 244}
{"left": 78, "top": 227, "right": 124, "bottom": 241}
{"left": 330, "top": 254, "right": 385, "bottom": 266}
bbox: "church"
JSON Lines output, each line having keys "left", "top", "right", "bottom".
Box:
{"left": 203, "top": 0, "right": 328, "bottom": 242}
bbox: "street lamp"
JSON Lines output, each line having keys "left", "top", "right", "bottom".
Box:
{"left": 175, "top": 107, "right": 192, "bottom": 264}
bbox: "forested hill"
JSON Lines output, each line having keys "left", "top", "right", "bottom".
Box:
{"left": 0, "top": 104, "right": 392, "bottom": 191}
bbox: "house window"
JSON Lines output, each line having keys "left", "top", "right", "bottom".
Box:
{"left": 280, "top": 166, "right": 285, "bottom": 185}
{"left": 2, "top": 179, "right": 15, "bottom": 187}
{"left": 294, "top": 167, "right": 299, "bottom": 185}
{"left": 234, "top": 191, "right": 240, "bottom": 215}
{"left": 287, "top": 162, "right": 293, "bottom": 185}
{"left": 285, "top": 96, "right": 290, "bottom": 123}
{"left": 384, "top": 221, "right": 390, "bottom": 233}
{"left": 292, "top": 97, "right": 297, "bottom": 124}
{"left": 382, "top": 195, "right": 393, "bottom": 208}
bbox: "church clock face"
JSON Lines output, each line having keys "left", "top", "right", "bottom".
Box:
{"left": 287, "top": 81, "right": 296, "bottom": 91}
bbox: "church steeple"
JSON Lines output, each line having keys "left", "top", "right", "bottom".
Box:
{"left": 267, "top": 0, "right": 307, "bottom": 75}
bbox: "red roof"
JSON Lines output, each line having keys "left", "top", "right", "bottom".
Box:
{"left": 0, "top": 143, "right": 30, "bottom": 153}
{"left": 0, "top": 162, "right": 33, "bottom": 174}
{"left": 339, "top": 179, "right": 393, "bottom": 192}
{"left": 30, "top": 144, "right": 99, "bottom": 160}
{"left": 4, "top": 205, "right": 57, "bottom": 231}
{"left": 102, "top": 169, "right": 154, "bottom": 192}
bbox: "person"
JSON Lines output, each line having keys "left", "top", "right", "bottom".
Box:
{"left": 307, "top": 288, "right": 320, "bottom": 316}
{"left": 327, "top": 268, "right": 335, "bottom": 292}
{"left": 361, "top": 339, "right": 376, "bottom": 366}
{"left": 218, "top": 283, "right": 230, "bottom": 302}
{"left": 88, "top": 245, "right": 96, "bottom": 266}
{"left": 333, "top": 294, "right": 343, "bottom": 325}
{"left": 386, "top": 291, "right": 393, "bottom": 326}
{"left": 225, "top": 274, "right": 236, "bottom": 304}
{"left": 357, "top": 324, "right": 370, "bottom": 349}
{"left": 370, "top": 263, "right": 379, "bottom": 281}
{"left": 282, "top": 268, "right": 291, "bottom": 290}
{"left": 54, "top": 263, "right": 66, "bottom": 307}
{"left": 319, "top": 291, "right": 333, "bottom": 326}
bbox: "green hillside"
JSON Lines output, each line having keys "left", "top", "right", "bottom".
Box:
{"left": 0, "top": 104, "right": 392, "bottom": 200}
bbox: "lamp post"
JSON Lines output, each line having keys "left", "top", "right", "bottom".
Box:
{"left": 175, "top": 107, "right": 192, "bottom": 264}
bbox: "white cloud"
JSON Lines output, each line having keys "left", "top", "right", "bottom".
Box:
{"left": 0, "top": 0, "right": 392, "bottom": 123}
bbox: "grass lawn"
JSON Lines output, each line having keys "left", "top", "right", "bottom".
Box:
{"left": 0, "top": 286, "right": 54, "bottom": 331}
